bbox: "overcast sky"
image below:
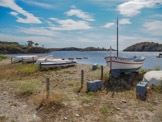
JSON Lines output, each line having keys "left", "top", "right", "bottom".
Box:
{"left": 0, "top": 0, "right": 162, "bottom": 50}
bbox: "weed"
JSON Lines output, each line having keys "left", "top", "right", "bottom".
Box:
{"left": 68, "top": 82, "right": 74, "bottom": 86}
{"left": 0, "top": 55, "right": 7, "bottom": 61}
{"left": 100, "top": 105, "right": 113, "bottom": 115}
{"left": 15, "top": 80, "right": 42, "bottom": 95}
{"left": 81, "top": 98, "right": 91, "bottom": 104}
{"left": 33, "top": 91, "right": 64, "bottom": 108}
{"left": 64, "top": 71, "right": 74, "bottom": 74}
{"left": 18, "top": 64, "right": 39, "bottom": 75}
{"left": 154, "top": 65, "right": 161, "bottom": 71}
{"left": 102, "top": 72, "right": 110, "bottom": 82}
{"left": 88, "top": 92, "right": 94, "bottom": 96}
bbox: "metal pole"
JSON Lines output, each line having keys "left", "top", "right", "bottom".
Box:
{"left": 117, "top": 17, "right": 119, "bottom": 57}
{"left": 81, "top": 70, "right": 84, "bottom": 88}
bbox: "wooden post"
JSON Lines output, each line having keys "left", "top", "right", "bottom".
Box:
{"left": 78, "top": 70, "right": 84, "bottom": 93}
{"left": 81, "top": 70, "right": 84, "bottom": 88}
{"left": 101, "top": 65, "right": 103, "bottom": 80}
{"left": 22, "top": 57, "right": 24, "bottom": 64}
{"left": 110, "top": 56, "right": 112, "bottom": 76}
{"left": 11, "top": 57, "right": 13, "bottom": 64}
{"left": 32, "top": 57, "right": 34, "bottom": 64}
{"left": 39, "top": 62, "right": 42, "bottom": 71}
{"left": 46, "top": 77, "right": 50, "bottom": 99}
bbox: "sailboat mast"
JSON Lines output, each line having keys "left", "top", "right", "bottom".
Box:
{"left": 117, "top": 17, "right": 119, "bottom": 57}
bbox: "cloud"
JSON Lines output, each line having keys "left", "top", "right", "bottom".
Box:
{"left": 49, "top": 18, "right": 93, "bottom": 30}
{"left": 18, "top": 27, "right": 60, "bottom": 37}
{"left": 0, "top": 0, "right": 42, "bottom": 24}
{"left": 10, "top": 11, "right": 18, "bottom": 16}
{"left": 144, "top": 20, "right": 162, "bottom": 36}
{"left": 0, "top": 33, "right": 57, "bottom": 44}
{"left": 21, "top": 0, "right": 54, "bottom": 8}
{"left": 65, "top": 9, "right": 95, "bottom": 21}
{"left": 117, "top": 0, "right": 162, "bottom": 17}
{"left": 119, "top": 19, "right": 131, "bottom": 24}
{"left": 103, "top": 22, "right": 115, "bottom": 28}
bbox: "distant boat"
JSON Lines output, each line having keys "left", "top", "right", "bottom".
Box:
{"left": 104, "top": 17, "right": 145, "bottom": 77}
{"left": 40, "top": 60, "right": 76, "bottom": 68}
{"left": 156, "top": 53, "right": 162, "bottom": 58}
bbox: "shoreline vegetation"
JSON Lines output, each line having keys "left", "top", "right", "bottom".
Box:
{"left": 0, "top": 59, "right": 161, "bottom": 121}
{"left": 123, "top": 42, "right": 162, "bottom": 52}
{"left": 1, "top": 41, "right": 162, "bottom": 55}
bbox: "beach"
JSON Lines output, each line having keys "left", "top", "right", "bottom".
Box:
{"left": 0, "top": 59, "right": 162, "bottom": 122}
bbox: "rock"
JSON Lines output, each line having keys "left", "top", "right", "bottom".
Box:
{"left": 116, "top": 108, "right": 120, "bottom": 111}
{"left": 75, "top": 114, "right": 80, "bottom": 117}
{"left": 143, "top": 71, "right": 162, "bottom": 86}
{"left": 64, "top": 116, "right": 67, "bottom": 120}
{"left": 122, "top": 100, "right": 127, "bottom": 103}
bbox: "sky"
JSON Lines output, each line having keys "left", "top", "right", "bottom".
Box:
{"left": 0, "top": 0, "right": 162, "bottom": 50}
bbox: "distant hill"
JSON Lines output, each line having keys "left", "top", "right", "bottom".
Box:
{"left": 123, "top": 42, "right": 162, "bottom": 52}
{"left": 50, "top": 47, "right": 116, "bottom": 51}
{"left": 0, "top": 41, "right": 50, "bottom": 54}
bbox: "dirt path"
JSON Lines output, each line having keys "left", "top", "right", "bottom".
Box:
{"left": 0, "top": 80, "right": 42, "bottom": 122}
{"left": 0, "top": 59, "right": 41, "bottom": 122}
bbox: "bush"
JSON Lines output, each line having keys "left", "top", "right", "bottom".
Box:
{"left": 18, "top": 64, "right": 39, "bottom": 75}
{"left": 0, "top": 55, "right": 7, "bottom": 61}
{"left": 15, "top": 80, "right": 42, "bottom": 95}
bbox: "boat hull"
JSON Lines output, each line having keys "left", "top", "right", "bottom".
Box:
{"left": 41, "top": 61, "right": 76, "bottom": 68}
{"left": 105, "top": 57, "right": 144, "bottom": 76}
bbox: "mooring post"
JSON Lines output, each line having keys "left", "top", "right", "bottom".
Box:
{"left": 11, "top": 57, "right": 13, "bottom": 64}
{"left": 22, "top": 57, "right": 24, "bottom": 64}
{"left": 46, "top": 77, "right": 50, "bottom": 99}
{"left": 32, "top": 57, "right": 34, "bottom": 64}
{"left": 110, "top": 56, "right": 112, "bottom": 76}
{"left": 39, "top": 62, "right": 42, "bottom": 71}
{"left": 81, "top": 70, "right": 84, "bottom": 88}
{"left": 78, "top": 70, "right": 84, "bottom": 93}
{"left": 101, "top": 65, "right": 103, "bottom": 80}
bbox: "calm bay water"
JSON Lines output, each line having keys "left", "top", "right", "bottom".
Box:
{"left": 7, "top": 51, "right": 162, "bottom": 69}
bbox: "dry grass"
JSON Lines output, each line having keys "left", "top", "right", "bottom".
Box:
{"left": 33, "top": 91, "right": 64, "bottom": 109}
{"left": 14, "top": 80, "right": 42, "bottom": 96}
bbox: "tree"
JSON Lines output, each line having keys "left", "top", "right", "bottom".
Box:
{"left": 35, "top": 43, "right": 39, "bottom": 47}
{"left": 27, "top": 40, "right": 34, "bottom": 47}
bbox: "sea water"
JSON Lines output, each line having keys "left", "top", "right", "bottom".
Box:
{"left": 7, "top": 51, "right": 162, "bottom": 69}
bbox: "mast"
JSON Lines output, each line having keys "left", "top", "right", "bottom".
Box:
{"left": 117, "top": 17, "right": 119, "bottom": 57}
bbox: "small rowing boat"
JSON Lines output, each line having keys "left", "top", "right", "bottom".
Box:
{"left": 40, "top": 60, "right": 77, "bottom": 68}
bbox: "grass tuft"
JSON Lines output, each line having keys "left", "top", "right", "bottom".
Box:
{"left": 0, "top": 55, "right": 7, "bottom": 61}
{"left": 18, "top": 64, "right": 39, "bottom": 75}
{"left": 15, "top": 80, "right": 42, "bottom": 96}
{"left": 154, "top": 65, "right": 161, "bottom": 71}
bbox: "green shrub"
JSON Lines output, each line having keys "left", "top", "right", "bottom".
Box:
{"left": 88, "top": 92, "right": 94, "bottom": 96}
{"left": 16, "top": 80, "right": 41, "bottom": 95}
{"left": 154, "top": 65, "right": 161, "bottom": 71}
{"left": 0, "top": 55, "right": 7, "bottom": 61}
{"left": 18, "top": 64, "right": 39, "bottom": 75}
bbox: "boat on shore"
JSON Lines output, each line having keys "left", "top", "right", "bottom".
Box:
{"left": 14, "top": 55, "right": 53, "bottom": 63}
{"left": 104, "top": 17, "right": 145, "bottom": 77}
{"left": 40, "top": 60, "right": 77, "bottom": 68}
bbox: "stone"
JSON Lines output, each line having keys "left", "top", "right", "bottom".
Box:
{"left": 116, "top": 108, "right": 120, "bottom": 111}
{"left": 75, "top": 114, "right": 80, "bottom": 117}
{"left": 64, "top": 116, "right": 67, "bottom": 120}
{"left": 122, "top": 100, "right": 127, "bottom": 103}
{"left": 143, "top": 71, "right": 162, "bottom": 86}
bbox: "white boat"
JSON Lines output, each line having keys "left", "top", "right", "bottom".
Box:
{"left": 35, "top": 58, "right": 63, "bottom": 64}
{"left": 40, "top": 60, "right": 77, "bottom": 68}
{"left": 104, "top": 17, "right": 145, "bottom": 76}
{"left": 105, "top": 56, "right": 145, "bottom": 76}
{"left": 14, "top": 55, "right": 53, "bottom": 63}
